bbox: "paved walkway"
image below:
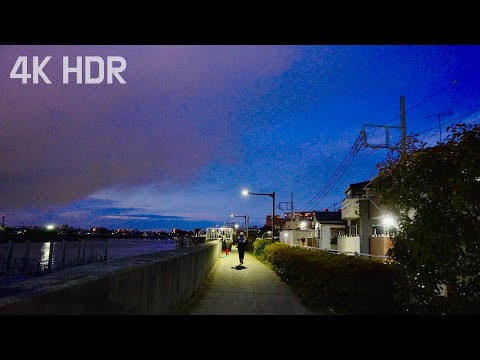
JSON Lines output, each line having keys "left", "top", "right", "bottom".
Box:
{"left": 184, "top": 246, "right": 315, "bottom": 315}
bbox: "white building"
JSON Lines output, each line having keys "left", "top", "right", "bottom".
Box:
{"left": 279, "top": 210, "right": 346, "bottom": 249}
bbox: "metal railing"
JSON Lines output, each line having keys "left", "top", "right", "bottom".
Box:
{"left": 289, "top": 244, "right": 388, "bottom": 260}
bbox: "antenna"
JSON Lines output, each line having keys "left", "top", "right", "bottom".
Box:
{"left": 426, "top": 108, "right": 452, "bottom": 143}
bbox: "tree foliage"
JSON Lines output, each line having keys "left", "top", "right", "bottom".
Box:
{"left": 372, "top": 123, "right": 480, "bottom": 313}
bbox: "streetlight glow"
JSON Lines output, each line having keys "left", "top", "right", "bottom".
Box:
{"left": 300, "top": 221, "right": 307, "bottom": 229}
{"left": 231, "top": 213, "right": 249, "bottom": 239}
{"left": 242, "top": 189, "right": 276, "bottom": 241}
{"left": 46, "top": 224, "right": 55, "bottom": 231}
{"left": 262, "top": 231, "right": 272, "bottom": 239}
{"left": 382, "top": 215, "right": 395, "bottom": 228}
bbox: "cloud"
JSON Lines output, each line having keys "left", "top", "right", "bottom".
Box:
{"left": 100, "top": 214, "right": 184, "bottom": 221}
{"left": 0, "top": 45, "right": 297, "bottom": 209}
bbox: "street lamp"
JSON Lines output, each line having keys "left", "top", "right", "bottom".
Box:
{"left": 231, "top": 214, "right": 248, "bottom": 239}
{"left": 262, "top": 231, "right": 271, "bottom": 239}
{"left": 382, "top": 214, "right": 398, "bottom": 234}
{"left": 242, "top": 189, "right": 276, "bottom": 242}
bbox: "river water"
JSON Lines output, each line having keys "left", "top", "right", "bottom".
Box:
{"left": 0, "top": 238, "right": 177, "bottom": 272}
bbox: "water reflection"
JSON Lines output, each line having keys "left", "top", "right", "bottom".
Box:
{"left": 40, "top": 242, "right": 50, "bottom": 265}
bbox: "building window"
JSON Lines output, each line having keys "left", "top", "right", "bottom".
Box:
{"left": 348, "top": 224, "right": 358, "bottom": 236}
{"left": 330, "top": 229, "right": 345, "bottom": 244}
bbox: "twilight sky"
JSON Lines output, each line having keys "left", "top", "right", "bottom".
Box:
{"left": 1, "top": 45, "right": 480, "bottom": 230}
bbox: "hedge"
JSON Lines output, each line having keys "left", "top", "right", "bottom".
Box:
{"left": 253, "top": 238, "right": 273, "bottom": 257}
{"left": 259, "top": 242, "right": 400, "bottom": 314}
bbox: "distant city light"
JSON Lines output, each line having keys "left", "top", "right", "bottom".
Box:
{"left": 46, "top": 224, "right": 55, "bottom": 230}
{"left": 234, "top": 224, "right": 239, "bottom": 229}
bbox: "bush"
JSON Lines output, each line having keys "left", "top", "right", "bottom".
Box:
{"left": 253, "top": 238, "right": 273, "bottom": 257}
{"left": 261, "top": 243, "right": 400, "bottom": 314}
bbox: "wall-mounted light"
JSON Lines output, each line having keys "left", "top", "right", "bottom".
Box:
{"left": 382, "top": 215, "right": 396, "bottom": 229}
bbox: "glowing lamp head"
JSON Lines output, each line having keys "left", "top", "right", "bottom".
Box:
{"left": 383, "top": 215, "right": 395, "bottom": 228}
{"left": 300, "top": 221, "right": 307, "bottom": 229}
{"left": 242, "top": 189, "right": 249, "bottom": 197}
{"left": 234, "top": 224, "right": 239, "bottom": 229}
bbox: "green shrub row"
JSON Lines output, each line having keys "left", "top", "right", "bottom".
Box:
{"left": 259, "top": 242, "right": 400, "bottom": 314}
{"left": 253, "top": 238, "right": 273, "bottom": 257}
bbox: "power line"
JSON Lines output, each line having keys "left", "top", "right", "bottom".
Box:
{"left": 302, "top": 80, "right": 459, "bottom": 213}
{"left": 363, "top": 168, "right": 379, "bottom": 182}
{"left": 415, "top": 107, "right": 480, "bottom": 136}
{"left": 363, "top": 111, "right": 480, "bottom": 182}
{"left": 365, "top": 79, "right": 458, "bottom": 137}
{"left": 417, "top": 117, "right": 480, "bottom": 144}
{"left": 307, "top": 141, "right": 363, "bottom": 211}
{"left": 302, "top": 133, "right": 362, "bottom": 210}
{"left": 362, "top": 148, "right": 396, "bottom": 181}
{"left": 302, "top": 133, "right": 361, "bottom": 208}
{"left": 355, "top": 147, "right": 379, "bottom": 157}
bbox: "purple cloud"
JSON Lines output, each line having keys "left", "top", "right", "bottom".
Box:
{"left": 0, "top": 46, "right": 297, "bottom": 209}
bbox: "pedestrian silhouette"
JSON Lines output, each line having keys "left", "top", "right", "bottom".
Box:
{"left": 236, "top": 232, "right": 247, "bottom": 265}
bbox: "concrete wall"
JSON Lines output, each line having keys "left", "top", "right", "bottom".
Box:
{"left": 0, "top": 241, "right": 221, "bottom": 314}
{"left": 358, "top": 199, "right": 371, "bottom": 254}
{"left": 370, "top": 235, "right": 393, "bottom": 257}
{"left": 318, "top": 224, "right": 347, "bottom": 250}
{"left": 319, "top": 225, "right": 331, "bottom": 250}
{"left": 337, "top": 236, "right": 360, "bottom": 253}
{"left": 280, "top": 229, "right": 314, "bottom": 247}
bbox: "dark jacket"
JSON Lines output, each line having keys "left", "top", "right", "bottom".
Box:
{"left": 237, "top": 235, "right": 247, "bottom": 250}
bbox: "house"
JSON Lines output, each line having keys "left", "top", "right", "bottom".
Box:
{"left": 279, "top": 210, "right": 346, "bottom": 249}
{"left": 341, "top": 181, "right": 393, "bottom": 256}
{"left": 313, "top": 210, "right": 347, "bottom": 251}
{"left": 280, "top": 217, "right": 315, "bottom": 247}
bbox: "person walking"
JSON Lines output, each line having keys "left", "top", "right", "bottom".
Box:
{"left": 237, "top": 232, "right": 247, "bottom": 265}
{"left": 224, "top": 237, "right": 230, "bottom": 257}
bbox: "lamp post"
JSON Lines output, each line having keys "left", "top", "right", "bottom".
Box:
{"left": 242, "top": 189, "right": 276, "bottom": 242}
{"left": 231, "top": 214, "right": 248, "bottom": 239}
{"left": 224, "top": 221, "right": 236, "bottom": 227}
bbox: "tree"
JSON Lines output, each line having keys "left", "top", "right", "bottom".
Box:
{"left": 372, "top": 123, "right": 480, "bottom": 314}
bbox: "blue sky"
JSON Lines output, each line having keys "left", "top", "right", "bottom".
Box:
{"left": 1, "top": 45, "right": 480, "bottom": 230}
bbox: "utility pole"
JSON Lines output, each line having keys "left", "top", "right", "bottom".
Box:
{"left": 291, "top": 192, "right": 294, "bottom": 230}
{"left": 279, "top": 193, "right": 295, "bottom": 245}
{"left": 400, "top": 95, "right": 406, "bottom": 157}
{"left": 362, "top": 96, "right": 407, "bottom": 155}
{"left": 272, "top": 192, "right": 276, "bottom": 241}
{"left": 426, "top": 108, "right": 452, "bottom": 143}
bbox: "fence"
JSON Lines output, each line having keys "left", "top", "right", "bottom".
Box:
{"left": 173, "top": 237, "right": 198, "bottom": 248}
{"left": 0, "top": 239, "right": 109, "bottom": 277}
{"left": 290, "top": 244, "right": 388, "bottom": 261}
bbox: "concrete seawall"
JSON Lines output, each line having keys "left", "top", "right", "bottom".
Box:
{"left": 0, "top": 241, "right": 221, "bottom": 314}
